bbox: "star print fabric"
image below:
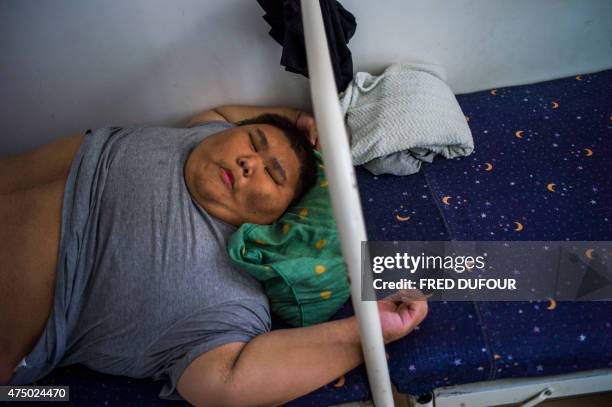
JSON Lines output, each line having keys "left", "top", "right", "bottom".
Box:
{"left": 423, "top": 70, "right": 611, "bottom": 242}
{"left": 288, "top": 69, "right": 612, "bottom": 400}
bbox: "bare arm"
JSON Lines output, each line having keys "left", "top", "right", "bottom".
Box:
{"left": 186, "top": 105, "right": 304, "bottom": 127}
{"left": 177, "top": 299, "right": 428, "bottom": 407}
{"left": 186, "top": 105, "right": 319, "bottom": 149}
{"left": 178, "top": 317, "right": 362, "bottom": 407}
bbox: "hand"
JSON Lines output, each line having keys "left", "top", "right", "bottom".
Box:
{"left": 296, "top": 112, "right": 320, "bottom": 150}
{"left": 377, "top": 291, "right": 428, "bottom": 344}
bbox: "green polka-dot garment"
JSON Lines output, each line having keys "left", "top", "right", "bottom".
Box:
{"left": 228, "top": 151, "right": 350, "bottom": 327}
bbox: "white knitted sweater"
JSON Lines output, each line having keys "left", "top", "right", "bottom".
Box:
{"left": 339, "top": 63, "right": 474, "bottom": 171}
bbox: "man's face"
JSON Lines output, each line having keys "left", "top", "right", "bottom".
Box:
{"left": 184, "top": 124, "right": 300, "bottom": 226}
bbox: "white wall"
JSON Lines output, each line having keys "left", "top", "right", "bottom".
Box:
{"left": 1, "top": 0, "right": 611, "bottom": 154}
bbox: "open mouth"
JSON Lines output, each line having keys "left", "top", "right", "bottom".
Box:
{"left": 220, "top": 167, "right": 234, "bottom": 191}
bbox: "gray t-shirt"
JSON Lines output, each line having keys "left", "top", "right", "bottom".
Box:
{"left": 57, "top": 122, "right": 271, "bottom": 399}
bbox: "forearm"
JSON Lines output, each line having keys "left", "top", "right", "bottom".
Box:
{"left": 226, "top": 316, "right": 363, "bottom": 407}
{"left": 214, "top": 105, "right": 307, "bottom": 124}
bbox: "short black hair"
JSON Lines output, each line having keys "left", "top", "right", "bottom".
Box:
{"left": 237, "top": 113, "right": 318, "bottom": 208}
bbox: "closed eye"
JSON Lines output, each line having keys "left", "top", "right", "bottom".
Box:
{"left": 249, "top": 132, "right": 258, "bottom": 152}
{"left": 250, "top": 132, "right": 280, "bottom": 185}
{"left": 265, "top": 168, "right": 281, "bottom": 185}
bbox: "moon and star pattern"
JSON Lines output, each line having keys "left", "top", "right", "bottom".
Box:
{"left": 424, "top": 72, "right": 610, "bottom": 242}
{"left": 291, "top": 70, "right": 612, "bottom": 405}
{"left": 32, "top": 71, "right": 612, "bottom": 407}
{"left": 423, "top": 69, "right": 611, "bottom": 387}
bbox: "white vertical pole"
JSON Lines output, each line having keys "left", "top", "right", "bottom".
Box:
{"left": 300, "top": 1, "right": 394, "bottom": 406}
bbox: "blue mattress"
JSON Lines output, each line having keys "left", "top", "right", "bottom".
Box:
{"left": 13, "top": 69, "right": 611, "bottom": 406}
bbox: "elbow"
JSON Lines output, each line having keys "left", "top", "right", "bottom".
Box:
{"left": 185, "top": 392, "right": 278, "bottom": 407}
{"left": 204, "top": 382, "right": 285, "bottom": 407}
{"left": 210, "top": 382, "right": 282, "bottom": 407}
{"left": 212, "top": 107, "right": 232, "bottom": 122}
{"left": 179, "top": 384, "right": 234, "bottom": 407}
{"left": 178, "top": 373, "right": 277, "bottom": 407}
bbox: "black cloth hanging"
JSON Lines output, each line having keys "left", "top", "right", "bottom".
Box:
{"left": 256, "top": 0, "right": 357, "bottom": 93}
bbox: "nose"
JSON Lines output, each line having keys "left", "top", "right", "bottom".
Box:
{"left": 237, "top": 156, "right": 261, "bottom": 177}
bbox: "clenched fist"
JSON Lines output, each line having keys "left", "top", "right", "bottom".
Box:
{"left": 377, "top": 294, "right": 428, "bottom": 344}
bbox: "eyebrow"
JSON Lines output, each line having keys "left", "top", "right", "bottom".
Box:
{"left": 255, "top": 128, "right": 269, "bottom": 149}
{"left": 255, "top": 127, "right": 287, "bottom": 183}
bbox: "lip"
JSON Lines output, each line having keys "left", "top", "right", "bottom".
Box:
{"left": 220, "top": 167, "right": 234, "bottom": 191}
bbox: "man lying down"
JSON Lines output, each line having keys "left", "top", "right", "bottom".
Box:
{"left": 0, "top": 105, "right": 428, "bottom": 406}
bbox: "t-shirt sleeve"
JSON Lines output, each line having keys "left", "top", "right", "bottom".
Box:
{"left": 144, "top": 298, "right": 271, "bottom": 401}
